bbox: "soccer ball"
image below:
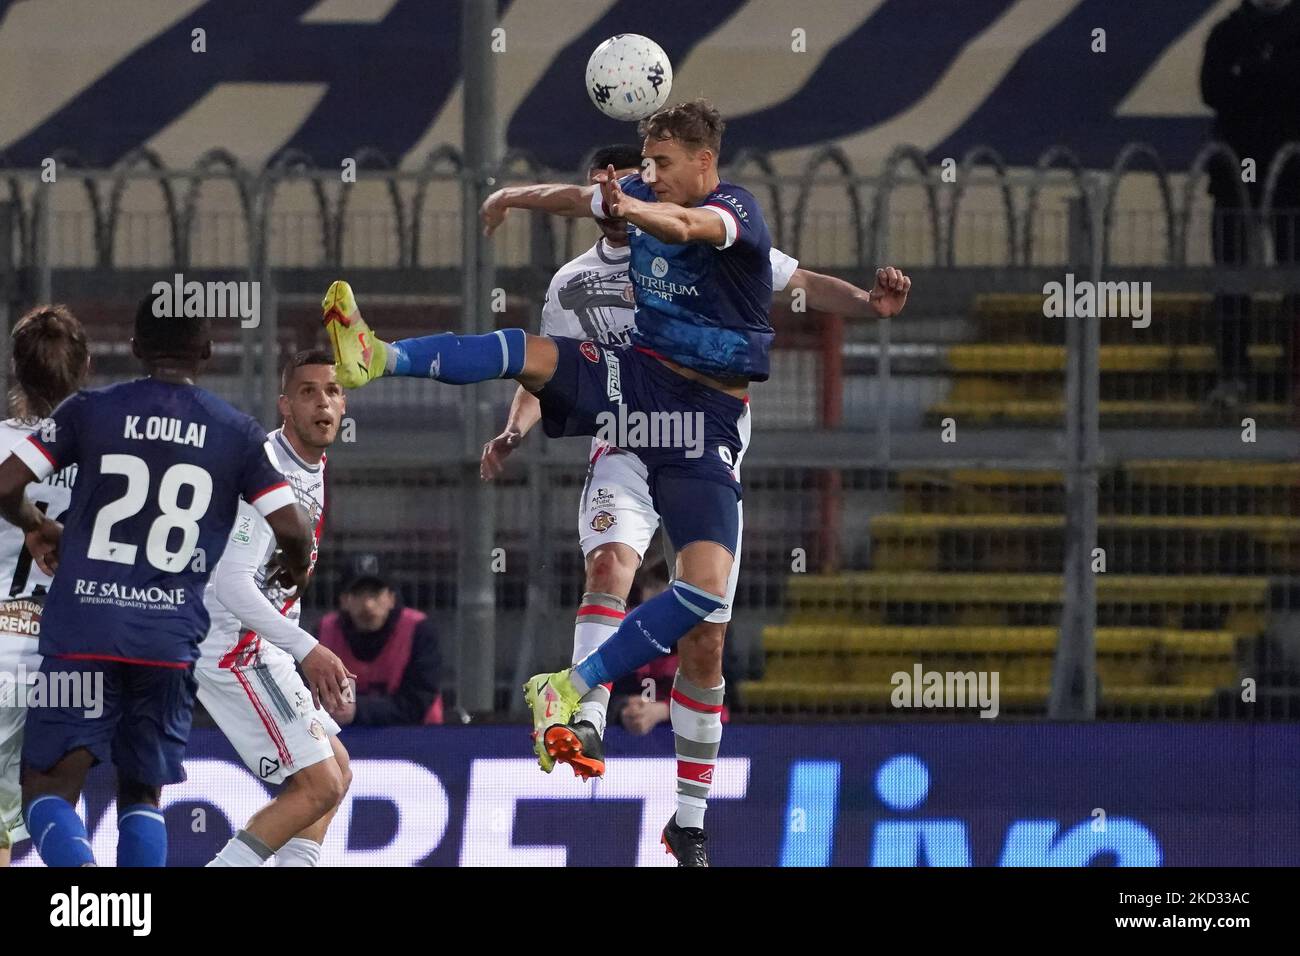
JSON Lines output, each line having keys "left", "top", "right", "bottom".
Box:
{"left": 585, "top": 34, "right": 673, "bottom": 122}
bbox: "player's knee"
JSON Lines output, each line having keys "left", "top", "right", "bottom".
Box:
{"left": 315, "top": 765, "right": 347, "bottom": 812}
{"left": 294, "top": 761, "right": 347, "bottom": 815}
{"left": 585, "top": 545, "right": 636, "bottom": 595}
{"left": 674, "top": 563, "right": 729, "bottom": 600}
{"left": 334, "top": 750, "right": 353, "bottom": 796}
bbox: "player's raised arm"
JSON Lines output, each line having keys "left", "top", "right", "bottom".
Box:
{"left": 598, "top": 166, "right": 727, "bottom": 246}
{"left": 481, "top": 181, "right": 600, "bottom": 236}
{"left": 780, "top": 265, "right": 912, "bottom": 319}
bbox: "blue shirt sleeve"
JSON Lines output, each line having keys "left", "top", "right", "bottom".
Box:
{"left": 702, "top": 189, "right": 764, "bottom": 252}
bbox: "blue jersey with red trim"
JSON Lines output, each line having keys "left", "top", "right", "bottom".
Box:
{"left": 616, "top": 176, "right": 775, "bottom": 380}
{"left": 13, "top": 378, "right": 292, "bottom": 665}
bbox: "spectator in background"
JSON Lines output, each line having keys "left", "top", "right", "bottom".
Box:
{"left": 1200, "top": 0, "right": 1300, "bottom": 409}
{"left": 609, "top": 558, "right": 737, "bottom": 735}
{"left": 317, "top": 554, "right": 443, "bottom": 726}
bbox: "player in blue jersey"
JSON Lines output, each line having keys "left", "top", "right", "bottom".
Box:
{"left": 322, "top": 100, "right": 910, "bottom": 864}
{"left": 0, "top": 295, "right": 352, "bottom": 867}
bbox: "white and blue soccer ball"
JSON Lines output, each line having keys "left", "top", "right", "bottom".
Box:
{"left": 585, "top": 34, "right": 673, "bottom": 122}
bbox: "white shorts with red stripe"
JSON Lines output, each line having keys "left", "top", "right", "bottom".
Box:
{"left": 578, "top": 445, "right": 659, "bottom": 560}
{"left": 195, "top": 643, "right": 339, "bottom": 786}
{"left": 577, "top": 439, "right": 744, "bottom": 625}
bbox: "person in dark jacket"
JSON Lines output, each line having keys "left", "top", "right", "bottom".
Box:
{"left": 1200, "top": 0, "right": 1300, "bottom": 408}
{"left": 317, "top": 555, "right": 443, "bottom": 726}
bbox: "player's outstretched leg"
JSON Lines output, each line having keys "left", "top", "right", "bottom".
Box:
{"left": 321, "top": 280, "right": 553, "bottom": 389}
{"left": 538, "top": 543, "right": 639, "bottom": 779}
{"left": 524, "top": 544, "right": 730, "bottom": 768}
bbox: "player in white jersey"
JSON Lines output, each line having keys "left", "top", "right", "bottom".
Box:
{"left": 197, "top": 350, "right": 354, "bottom": 867}
{"left": 479, "top": 145, "right": 906, "bottom": 779}
{"left": 0, "top": 306, "right": 88, "bottom": 866}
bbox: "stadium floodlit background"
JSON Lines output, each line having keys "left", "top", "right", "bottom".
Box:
{"left": 2, "top": 0, "right": 1298, "bottom": 866}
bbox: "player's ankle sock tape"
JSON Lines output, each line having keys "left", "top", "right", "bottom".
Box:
{"left": 116, "top": 803, "right": 167, "bottom": 867}
{"left": 24, "top": 795, "right": 95, "bottom": 867}
{"left": 389, "top": 329, "right": 526, "bottom": 382}
{"left": 574, "top": 582, "right": 725, "bottom": 688}
{"left": 207, "top": 831, "right": 273, "bottom": 867}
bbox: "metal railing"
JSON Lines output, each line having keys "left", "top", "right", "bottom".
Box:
{"left": 5, "top": 141, "right": 1300, "bottom": 272}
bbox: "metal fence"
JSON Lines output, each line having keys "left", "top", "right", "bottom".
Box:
{"left": 5, "top": 141, "right": 1300, "bottom": 271}
{"left": 1, "top": 142, "right": 1297, "bottom": 724}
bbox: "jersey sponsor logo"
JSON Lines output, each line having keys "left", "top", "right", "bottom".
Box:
{"left": 589, "top": 510, "right": 617, "bottom": 533}
{"left": 651, "top": 256, "right": 669, "bottom": 278}
{"left": 0, "top": 599, "right": 43, "bottom": 636}
{"left": 633, "top": 271, "right": 698, "bottom": 299}
{"left": 72, "top": 578, "right": 186, "bottom": 610}
{"left": 122, "top": 415, "right": 208, "bottom": 448}
{"left": 605, "top": 350, "right": 622, "bottom": 403}
{"left": 634, "top": 618, "right": 670, "bottom": 654}
{"left": 580, "top": 341, "right": 600, "bottom": 363}
{"left": 233, "top": 514, "right": 253, "bottom": 544}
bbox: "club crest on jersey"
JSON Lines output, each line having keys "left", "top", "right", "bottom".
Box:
{"left": 580, "top": 341, "right": 600, "bottom": 363}
{"left": 590, "top": 510, "right": 617, "bottom": 533}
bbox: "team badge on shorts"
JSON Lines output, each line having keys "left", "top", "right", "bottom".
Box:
{"left": 590, "top": 510, "right": 617, "bottom": 533}
{"left": 309, "top": 719, "right": 325, "bottom": 740}
{"left": 580, "top": 341, "right": 600, "bottom": 363}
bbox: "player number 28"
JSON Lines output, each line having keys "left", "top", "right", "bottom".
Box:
{"left": 88, "top": 454, "right": 214, "bottom": 571}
